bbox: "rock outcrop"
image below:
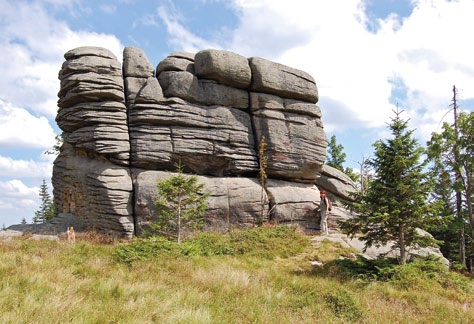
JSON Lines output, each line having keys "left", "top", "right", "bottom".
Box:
{"left": 53, "top": 46, "right": 346, "bottom": 238}
{"left": 316, "top": 165, "right": 358, "bottom": 201}
{"left": 54, "top": 47, "right": 134, "bottom": 236}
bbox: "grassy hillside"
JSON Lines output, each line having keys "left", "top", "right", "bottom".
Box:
{"left": 0, "top": 227, "right": 472, "bottom": 324}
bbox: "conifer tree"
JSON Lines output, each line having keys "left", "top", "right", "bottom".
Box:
{"left": 326, "top": 135, "right": 346, "bottom": 170}
{"left": 326, "top": 135, "right": 358, "bottom": 182}
{"left": 427, "top": 111, "right": 473, "bottom": 268}
{"left": 33, "top": 179, "right": 55, "bottom": 224}
{"left": 341, "top": 109, "right": 439, "bottom": 264}
{"left": 154, "top": 162, "right": 209, "bottom": 244}
{"left": 425, "top": 156, "right": 458, "bottom": 260}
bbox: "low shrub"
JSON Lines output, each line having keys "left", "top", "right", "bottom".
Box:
{"left": 115, "top": 225, "right": 310, "bottom": 265}
{"left": 323, "top": 255, "right": 398, "bottom": 281}
{"left": 323, "top": 289, "right": 364, "bottom": 322}
{"left": 324, "top": 254, "right": 471, "bottom": 293}
{"left": 115, "top": 236, "right": 181, "bottom": 265}
{"left": 180, "top": 232, "right": 235, "bottom": 256}
{"left": 379, "top": 256, "right": 471, "bottom": 292}
{"left": 227, "top": 225, "right": 309, "bottom": 259}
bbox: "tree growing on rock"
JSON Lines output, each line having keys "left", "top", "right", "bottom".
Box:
{"left": 340, "top": 109, "right": 440, "bottom": 265}
{"left": 153, "top": 163, "right": 210, "bottom": 244}
{"left": 44, "top": 134, "right": 63, "bottom": 156}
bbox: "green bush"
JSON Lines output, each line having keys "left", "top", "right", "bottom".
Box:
{"left": 115, "top": 236, "right": 181, "bottom": 265}
{"left": 323, "top": 255, "right": 398, "bottom": 281}
{"left": 324, "top": 254, "right": 470, "bottom": 293}
{"left": 227, "top": 225, "right": 309, "bottom": 259}
{"left": 380, "top": 256, "right": 470, "bottom": 292}
{"left": 323, "top": 289, "right": 363, "bottom": 322}
{"left": 180, "top": 232, "right": 235, "bottom": 256}
{"left": 115, "top": 226, "right": 310, "bottom": 264}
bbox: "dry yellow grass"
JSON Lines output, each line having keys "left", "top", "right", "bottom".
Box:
{"left": 0, "top": 231, "right": 472, "bottom": 324}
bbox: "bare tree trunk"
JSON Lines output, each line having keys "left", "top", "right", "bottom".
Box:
{"left": 177, "top": 194, "right": 182, "bottom": 244}
{"left": 464, "top": 162, "right": 473, "bottom": 273}
{"left": 399, "top": 223, "right": 406, "bottom": 265}
{"left": 452, "top": 85, "right": 466, "bottom": 266}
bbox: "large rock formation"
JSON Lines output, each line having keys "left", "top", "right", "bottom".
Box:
{"left": 53, "top": 46, "right": 351, "bottom": 238}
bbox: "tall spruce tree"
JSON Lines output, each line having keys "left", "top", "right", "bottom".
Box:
{"left": 427, "top": 111, "right": 473, "bottom": 268}
{"left": 341, "top": 109, "right": 439, "bottom": 264}
{"left": 33, "top": 179, "right": 55, "bottom": 224}
{"left": 327, "top": 135, "right": 346, "bottom": 170}
{"left": 326, "top": 135, "right": 358, "bottom": 182}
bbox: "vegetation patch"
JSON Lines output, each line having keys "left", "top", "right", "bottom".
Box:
{"left": 1, "top": 232, "right": 473, "bottom": 323}
{"left": 323, "top": 288, "right": 364, "bottom": 322}
{"left": 116, "top": 225, "right": 310, "bottom": 265}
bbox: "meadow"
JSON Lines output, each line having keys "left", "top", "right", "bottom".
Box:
{"left": 0, "top": 226, "right": 472, "bottom": 324}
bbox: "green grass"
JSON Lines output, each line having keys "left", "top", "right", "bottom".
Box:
{"left": 0, "top": 226, "right": 473, "bottom": 324}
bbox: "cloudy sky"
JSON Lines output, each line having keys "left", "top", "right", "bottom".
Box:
{"left": 1, "top": 0, "right": 473, "bottom": 227}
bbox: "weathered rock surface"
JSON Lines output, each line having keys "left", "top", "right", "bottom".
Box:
{"left": 251, "top": 92, "right": 326, "bottom": 181}
{"left": 194, "top": 49, "right": 251, "bottom": 89}
{"left": 0, "top": 229, "right": 59, "bottom": 241}
{"left": 316, "top": 165, "right": 358, "bottom": 201}
{"left": 123, "top": 46, "right": 155, "bottom": 78}
{"left": 128, "top": 101, "right": 258, "bottom": 175}
{"left": 266, "top": 179, "right": 319, "bottom": 227}
{"left": 54, "top": 46, "right": 133, "bottom": 237}
{"left": 156, "top": 52, "right": 195, "bottom": 74}
{"left": 312, "top": 231, "right": 449, "bottom": 267}
{"left": 249, "top": 57, "right": 319, "bottom": 103}
{"left": 133, "top": 170, "right": 268, "bottom": 234}
{"left": 53, "top": 46, "right": 337, "bottom": 237}
{"left": 56, "top": 46, "right": 130, "bottom": 166}
{"left": 53, "top": 142, "right": 134, "bottom": 237}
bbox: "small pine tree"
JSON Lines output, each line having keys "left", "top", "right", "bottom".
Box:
{"left": 153, "top": 162, "right": 210, "bottom": 244}
{"left": 21, "top": 218, "right": 27, "bottom": 225}
{"left": 33, "top": 179, "right": 55, "bottom": 224}
{"left": 341, "top": 109, "right": 440, "bottom": 264}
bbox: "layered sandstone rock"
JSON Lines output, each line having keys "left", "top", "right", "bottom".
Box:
{"left": 316, "top": 165, "right": 358, "bottom": 202}
{"left": 53, "top": 46, "right": 349, "bottom": 237}
{"left": 54, "top": 47, "right": 134, "bottom": 237}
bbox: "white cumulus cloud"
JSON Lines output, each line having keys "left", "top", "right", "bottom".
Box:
{"left": 0, "top": 0, "right": 124, "bottom": 118}
{"left": 225, "top": 0, "right": 474, "bottom": 139}
{"left": 0, "top": 100, "right": 57, "bottom": 149}
{"left": 0, "top": 179, "right": 39, "bottom": 226}
{"left": 0, "top": 155, "right": 53, "bottom": 178}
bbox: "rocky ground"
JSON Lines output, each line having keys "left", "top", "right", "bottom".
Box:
{"left": 1, "top": 213, "right": 85, "bottom": 241}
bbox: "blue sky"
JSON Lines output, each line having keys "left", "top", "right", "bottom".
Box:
{"left": 1, "top": 0, "right": 473, "bottom": 226}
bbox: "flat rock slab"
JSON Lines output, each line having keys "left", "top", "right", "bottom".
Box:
{"left": 1, "top": 228, "right": 59, "bottom": 241}
{"left": 311, "top": 233, "right": 448, "bottom": 266}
